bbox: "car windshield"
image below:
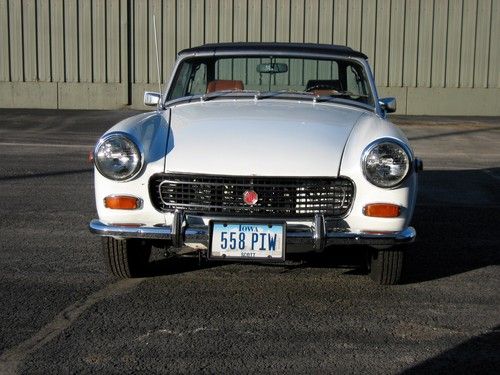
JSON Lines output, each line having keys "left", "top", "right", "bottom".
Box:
{"left": 166, "top": 55, "right": 374, "bottom": 107}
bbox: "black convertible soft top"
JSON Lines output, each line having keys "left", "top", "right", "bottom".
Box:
{"left": 178, "top": 42, "right": 367, "bottom": 59}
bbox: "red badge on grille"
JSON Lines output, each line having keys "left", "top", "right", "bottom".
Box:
{"left": 243, "top": 190, "right": 258, "bottom": 205}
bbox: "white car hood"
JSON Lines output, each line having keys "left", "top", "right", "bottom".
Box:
{"left": 165, "top": 99, "right": 368, "bottom": 177}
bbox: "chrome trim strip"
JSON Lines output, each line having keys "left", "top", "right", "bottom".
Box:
{"left": 89, "top": 220, "right": 172, "bottom": 240}
{"left": 313, "top": 213, "right": 325, "bottom": 251}
{"left": 158, "top": 202, "right": 348, "bottom": 211}
{"left": 171, "top": 209, "right": 184, "bottom": 248}
{"left": 159, "top": 179, "right": 348, "bottom": 188}
{"left": 360, "top": 58, "right": 384, "bottom": 117}
{"left": 89, "top": 219, "right": 416, "bottom": 247}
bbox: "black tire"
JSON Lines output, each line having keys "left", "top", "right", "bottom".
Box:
{"left": 368, "top": 248, "right": 404, "bottom": 285}
{"left": 102, "top": 237, "right": 152, "bottom": 278}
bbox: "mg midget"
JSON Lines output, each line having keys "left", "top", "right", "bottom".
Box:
{"left": 89, "top": 43, "right": 422, "bottom": 284}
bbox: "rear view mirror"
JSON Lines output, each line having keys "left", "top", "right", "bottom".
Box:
{"left": 379, "top": 97, "right": 397, "bottom": 113}
{"left": 257, "top": 63, "right": 288, "bottom": 74}
{"left": 144, "top": 91, "right": 161, "bottom": 106}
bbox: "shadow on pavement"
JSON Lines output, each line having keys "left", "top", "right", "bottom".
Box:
{"left": 275, "top": 168, "right": 500, "bottom": 284}
{"left": 401, "top": 168, "right": 499, "bottom": 284}
{"left": 265, "top": 167, "right": 499, "bottom": 284}
{"left": 402, "top": 325, "right": 500, "bottom": 374}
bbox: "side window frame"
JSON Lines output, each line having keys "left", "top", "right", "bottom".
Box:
{"left": 167, "top": 62, "right": 191, "bottom": 101}
{"left": 186, "top": 62, "right": 208, "bottom": 95}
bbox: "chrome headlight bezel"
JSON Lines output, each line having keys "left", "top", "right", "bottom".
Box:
{"left": 361, "top": 138, "right": 413, "bottom": 188}
{"left": 93, "top": 132, "right": 144, "bottom": 181}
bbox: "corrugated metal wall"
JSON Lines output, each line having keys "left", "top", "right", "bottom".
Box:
{"left": 0, "top": 0, "right": 129, "bottom": 108}
{"left": 1, "top": 0, "right": 499, "bottom": 114}
{"left": 0, "top": 0, "right": 128, "bottom": 83}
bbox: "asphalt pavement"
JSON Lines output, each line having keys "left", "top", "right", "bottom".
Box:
{"left": 0, "top": 109, "right": 499, "bottom": 374}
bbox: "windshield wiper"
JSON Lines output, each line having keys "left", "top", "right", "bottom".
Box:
{"left": 201, "top": 89, "right": 315, "bottom": 102}
{"left": 314, "top": 91, "right": 369, "bottom": 103}
{"left": 254, "top": 90, "right": 315, "bottom": 100}
{"left": 200, "top": 89, "right": 368, "bottom": 104}
{"left": 201, "top": 90, "right": 258, "bottom": 102}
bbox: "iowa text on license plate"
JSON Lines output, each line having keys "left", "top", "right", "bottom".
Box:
{"left": 210, "top": 222, "right": 285, "bottom": 260}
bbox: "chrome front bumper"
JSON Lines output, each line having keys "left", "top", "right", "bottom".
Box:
{"left": 89, "top": 212, "right": 416, "bottom": 253}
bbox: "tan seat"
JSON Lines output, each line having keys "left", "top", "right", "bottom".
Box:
{"left": 206, "top": 80, "right": 244, "bottom": 93}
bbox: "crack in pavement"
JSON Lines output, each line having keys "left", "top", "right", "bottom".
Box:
{"left": 0, "top": 278, "right": 145, "bottom": 375}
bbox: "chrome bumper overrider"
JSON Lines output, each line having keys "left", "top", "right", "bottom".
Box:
{"left": 89, "top": 212, "right": 415, "bottom": 252}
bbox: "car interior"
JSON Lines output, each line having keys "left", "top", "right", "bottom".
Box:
{"left": 206, "top": 80, "right": 245, "bottom": 93}
{"left": 169, "top": 56, "right": 373, "bottom": 107}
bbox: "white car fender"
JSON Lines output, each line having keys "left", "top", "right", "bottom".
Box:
{"left": 94, "top": 111, "right": 170, "bottom": 226}
{"left": 339, "top": 113, "right": 417, "bottom": 232}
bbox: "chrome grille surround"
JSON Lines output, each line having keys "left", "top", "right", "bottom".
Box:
{"left": 149, "top": 173, "right": 355, "bottom": 218}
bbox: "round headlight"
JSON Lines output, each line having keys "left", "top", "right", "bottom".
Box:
{"left": 94, "top": 133, "right": 142, "bottom": 181}
{"left": 362, "top": 139, "right": 411, "bottom": 188}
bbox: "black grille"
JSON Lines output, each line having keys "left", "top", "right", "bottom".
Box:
{"left": 149, "top": 173, "right": 354, "bottom": 218}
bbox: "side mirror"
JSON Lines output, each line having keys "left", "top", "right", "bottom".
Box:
{"left": 144, "top": 91, "right": 161, "bottom": 106}
{"left": 379, "top": 97, "right": 396, "bottom": 113}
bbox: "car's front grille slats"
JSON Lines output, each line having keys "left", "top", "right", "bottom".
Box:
{"left": 150, "top": 173, "right": 354, "bottom": 218}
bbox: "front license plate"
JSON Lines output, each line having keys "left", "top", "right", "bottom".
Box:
{"left": 210, "top": 222, "right": 285, "bottom": 260}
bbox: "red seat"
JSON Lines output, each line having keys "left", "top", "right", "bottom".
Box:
{"left": 206, "top": 80, "right": 244, "bottom": 93}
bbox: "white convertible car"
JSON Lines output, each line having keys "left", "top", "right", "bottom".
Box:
{"left": 89, "top": 43, "right": 422, "bottom": 284}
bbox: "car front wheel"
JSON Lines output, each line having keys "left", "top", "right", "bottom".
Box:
{"left": 102, "top": 237, "right": 151, "bottom": 278}
{"left": 368, "top": 248, "right": 404, "bottom": 285}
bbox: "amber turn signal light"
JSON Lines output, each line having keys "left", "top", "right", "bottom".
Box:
{"left": 104, "top": 196, "right": 141, "bottom": 210}
{"left": 363, "top": 203, "right": 400, "bottom": 218}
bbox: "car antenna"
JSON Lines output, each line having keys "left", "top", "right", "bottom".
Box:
{"left": 153, "top": 15, "right": 163, "bottom": 110}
